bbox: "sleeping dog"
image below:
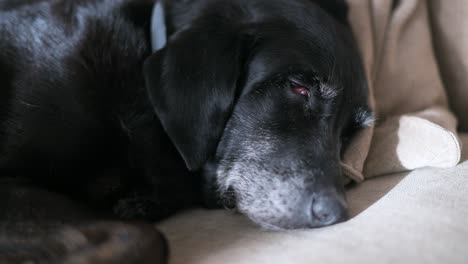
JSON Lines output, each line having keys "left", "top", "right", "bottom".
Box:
{"left": 0, "top": 0, "right": 372, "bottom": 262}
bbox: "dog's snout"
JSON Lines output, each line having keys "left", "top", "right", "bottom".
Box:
{"left": 309, "top": 192, "right": 348, "bottom": 227}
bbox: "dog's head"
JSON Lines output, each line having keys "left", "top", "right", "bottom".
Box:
{"left": 144, "top": 0, "right": 372, "bottom": 229}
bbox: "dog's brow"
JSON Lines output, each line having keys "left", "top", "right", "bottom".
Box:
{"left": 289, "top": 72, "right": 341, "bottom": 99}
{"left": 320, "top": 84, "right": 341, "bottom": 99}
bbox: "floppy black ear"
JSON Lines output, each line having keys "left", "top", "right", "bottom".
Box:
{"left": 143, "top": 27, "right": 246, "bottom": 171}
{"left": 311, "top": 0, "right": 349, "bottom": 25}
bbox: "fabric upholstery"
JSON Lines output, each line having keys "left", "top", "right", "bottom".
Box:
{"left": 158, "top": 134, "right": 468, "bottom": 264}
{"left": 342, "top": 0, "right": 461, "bottom": 181}
{"left": 429, "top": 0, "right": 468, "bottom": 131}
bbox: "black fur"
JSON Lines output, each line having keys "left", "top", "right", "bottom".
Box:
{"left": 0, "top": 0, "right": 371, "bottom": 262}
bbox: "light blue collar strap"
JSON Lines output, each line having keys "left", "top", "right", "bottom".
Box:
{"left": 151, "top": 1, "right": 167, "bottom": 52}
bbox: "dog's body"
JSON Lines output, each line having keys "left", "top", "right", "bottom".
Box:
{"left": 0, "top": 0, "right": 371, "bottom": 262}
{"left": 0, "top": 0, "right": 196, "bottom": 219}
{"left": 1, "top": 1, "right": 180, "bottom": 262}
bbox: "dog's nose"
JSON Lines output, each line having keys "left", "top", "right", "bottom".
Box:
{"left": 310, "top": 193, "right": 348, "bottom": 227}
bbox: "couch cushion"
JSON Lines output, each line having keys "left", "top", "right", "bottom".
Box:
{"left": 430, "top": 0, "right": 468, "bottom": 132}
{"left": 158, "top": 134, "right": 468, "bottom": 264}
{"left": 341, "top": 0, "right": 461, "bottom": 182}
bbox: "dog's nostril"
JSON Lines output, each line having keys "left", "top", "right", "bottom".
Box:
{"left": 310, "top": 195, "right": 348, "bottom": 226}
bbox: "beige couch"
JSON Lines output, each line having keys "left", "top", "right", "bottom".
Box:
{"left": 158, "top": 135, "right": 467, "bottom": 264}
{"left": 157, "top": 1, "right": 468, "bottom": 263}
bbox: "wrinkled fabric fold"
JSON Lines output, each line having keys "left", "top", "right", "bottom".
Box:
{"left": 342, "top": 0, "right": 461, "bottom": 180}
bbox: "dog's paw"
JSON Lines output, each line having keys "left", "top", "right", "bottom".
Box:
{"left": 56, "top": 222, "right": 168, "bottom": 264}
{"left": 2, "top": 222, "right": 168, "bottom": 264}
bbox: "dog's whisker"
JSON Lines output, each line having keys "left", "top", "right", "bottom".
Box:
{"left": 18, "top": 100, "right": 42, "bottom": 109}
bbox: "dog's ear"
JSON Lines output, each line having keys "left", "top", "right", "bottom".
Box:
{"left": 311, "top": 0, "right": 349, "bottom": 24}
{"left": 144, "top": 26, "right": 247, "bottom": 171}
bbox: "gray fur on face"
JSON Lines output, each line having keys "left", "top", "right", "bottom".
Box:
{"left": 214, "top": 120, "right": 345, "bottom": 229}
{"left": 217, "top": 161, "right": 314, "bottom": 230}
{"left": 216, "top": 142, "right": 347, "bottom": 230}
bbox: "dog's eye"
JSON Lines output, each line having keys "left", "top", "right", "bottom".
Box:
{"left": 289, "top": 81, "right": 310, "bottom": 97}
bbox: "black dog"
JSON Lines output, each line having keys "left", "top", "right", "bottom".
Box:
{"left": 0, "top": 0, "right": 372, "bottom": 262}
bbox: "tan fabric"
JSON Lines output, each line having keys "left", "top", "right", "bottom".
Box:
{"left": 342, "top": 0, "right": 461, "bottom": 180}
{"left": 158, "top": 135, "right": 468, "bottom": 264}
{"left": 430, "top": 0, "right": 468, "bottom": 132}
{"left": 460, "top": 133, "right": 468, "bottom": 160}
